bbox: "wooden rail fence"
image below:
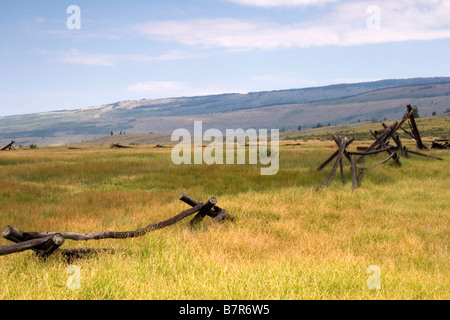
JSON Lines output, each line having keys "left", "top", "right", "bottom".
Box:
{"left": 1, "top": 140, "right": 16, "bottom": 151}
{"left": 0, "top": 194, "right": 229, "bottom": 262}
{"left": 316, "top": 105, "right": 444, "bottom": 189}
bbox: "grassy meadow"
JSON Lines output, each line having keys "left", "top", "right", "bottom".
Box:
{"left": 0, "top": 136, "right": 448, "bottom": 299}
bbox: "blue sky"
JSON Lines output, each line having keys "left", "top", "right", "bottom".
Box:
{"left": 0, "top": 0, "right": 449, "bottom": 116}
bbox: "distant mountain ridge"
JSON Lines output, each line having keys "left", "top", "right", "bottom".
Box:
{"left": 93, "top": 77, "right": 450, "bottom": 116}
{"left": 1, "top": 77, "right": 450, "bottom": 146}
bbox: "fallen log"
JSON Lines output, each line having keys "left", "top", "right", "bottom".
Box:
{"left": 110, "top": 143, "right": 133, "bottom": 148}
{"left": 285, "top": 143, "right": 301, "bottom": 146}
{"left": 431, "top": 141, "right": 450, "bottom": 149}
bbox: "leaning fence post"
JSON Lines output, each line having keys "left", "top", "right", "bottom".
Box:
{"left": 350, "top": 154, "right": 357, "bottom": 190}
{"left": 357, "top": 168, "right": 365, "bottom": 188}
{"left": 324, "top": 137, "right": 349, "bottom": 187}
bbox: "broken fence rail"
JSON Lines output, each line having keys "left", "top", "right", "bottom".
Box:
{"left": 0, "top": 195, "right": 229, "bottom": 261}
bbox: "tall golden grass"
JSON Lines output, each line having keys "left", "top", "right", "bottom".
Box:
{"left": 0, "top": 141, "right": 448, "bottom": 299}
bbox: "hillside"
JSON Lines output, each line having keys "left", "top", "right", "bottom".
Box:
{"left": 281, "top": 113, "right": 450, "bottom": 142}
{"left": 1, "top": 77, "right": 449, "bottom": 146}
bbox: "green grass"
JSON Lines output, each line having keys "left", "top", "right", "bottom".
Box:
{"left": 0, "top": 141, "right": 448, "bottom": 300}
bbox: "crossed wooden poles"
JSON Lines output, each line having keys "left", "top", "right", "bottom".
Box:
{"left": 317, "top": 105, "right": 443, "bottom": 189}
{"left": 316, "top": 135, "right": 396, "bottom": 189}
{"left": 1, "top": 140, "right": 16, "bottom": 151}
{"left": 0, "top": 194, "right": 229, "bottom": 262}
{"left": 364, "top": 105, "right": 443, "bottom": 162}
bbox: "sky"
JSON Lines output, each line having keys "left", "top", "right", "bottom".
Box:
{"left": 0, "top": 0, "right": 449, "bottom": 117}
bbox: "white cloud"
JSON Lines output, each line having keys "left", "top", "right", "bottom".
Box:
{"left": 35, "top": 16, "right": 46, "bottom": 23}
{"left": 37, "top": 49, "right": 203, "bottom": 67}
{"left": 227, "top": 0, "right": 336, "bottom": 7}
{"left": 44, "top": 30, "right": 104, "bottom": 41}
{"left": 135, "top": 0, "right": 450, "bottom": 50}
{"left": 54, "top": 49, "right": 116, "bottom": 66}
{"left": 135, "top": 18, "right": 338, "bottom": 50}
{"left": 329, "top": 0, "right": 450, "bottom": 45}
{"left": 126, "top": 50, "right": 206, "bottom": 62}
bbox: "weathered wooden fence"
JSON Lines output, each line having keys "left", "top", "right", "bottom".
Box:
{"left": 317, "top": 105, "right": 444, "bottom": 189}
{"left": 1, "top": 140, "right": 16, "bottom": 151}
{"left": 0, "top": 194, "right": 229, "bottom": 262}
